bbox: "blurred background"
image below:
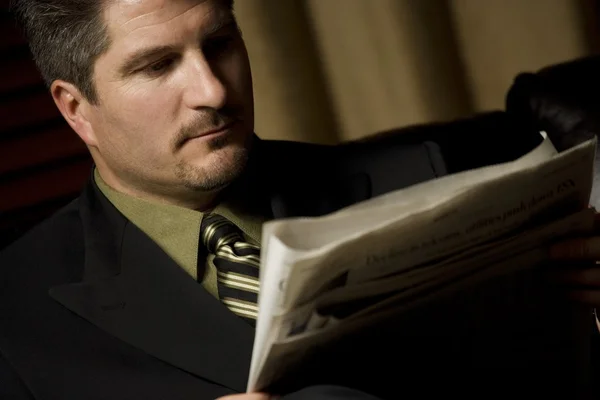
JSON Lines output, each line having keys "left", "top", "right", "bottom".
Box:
{"left": 237, "top": 0, "right": 600, "bottom": 142}
{"left": 2, "top": 0, "right": 600, "bottom": 247}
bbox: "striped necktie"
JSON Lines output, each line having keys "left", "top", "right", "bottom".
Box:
{"left": 200, "top": 214, "right": 260, "bottom": 326}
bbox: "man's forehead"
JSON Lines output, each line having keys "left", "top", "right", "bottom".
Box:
{"left": 104, "top": 0, "right": 219, "bottom": 35}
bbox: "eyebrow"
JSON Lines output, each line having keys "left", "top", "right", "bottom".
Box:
{"left": 118, "top": 45, "right": 178, "bottom": 77}
{"left": 117, "top": 16, "right": 237, "bottom": 78}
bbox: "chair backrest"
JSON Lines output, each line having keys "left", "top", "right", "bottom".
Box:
{"left": 506, "top": 55, "right": 600, "bottom": 151}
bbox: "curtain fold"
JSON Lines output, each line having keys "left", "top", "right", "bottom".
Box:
{"left": 235, "top": 0, "right": 597, "bottom": 143}
{"left": 234, "top": 0, "right": 339, "bottom": 144}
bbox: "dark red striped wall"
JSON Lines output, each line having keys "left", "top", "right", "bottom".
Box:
{"left": 0, "top": 5, "right": 92, "bottom": 249}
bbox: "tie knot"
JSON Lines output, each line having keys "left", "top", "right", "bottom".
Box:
{"left": 200, "top": 214, "right": 244, "bottom": 254}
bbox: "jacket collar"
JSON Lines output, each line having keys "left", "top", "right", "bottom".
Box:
{"left": 49, "top": 179, "right": 255, "bottom": 392}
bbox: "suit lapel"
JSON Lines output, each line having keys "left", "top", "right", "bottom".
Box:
{"left": 49, "top": 180, "right": 254, "bottom": 392}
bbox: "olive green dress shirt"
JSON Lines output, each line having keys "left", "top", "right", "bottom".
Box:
{"left": 94, "top": 169, "right": 264, "bottom": 298}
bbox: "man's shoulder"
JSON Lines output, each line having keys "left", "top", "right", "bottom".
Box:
{"left": 256, "top": 133, "right": 435, "bottom": 170}
{"left": 255, "top": 139, "right": 336, "bottom": 179}
{"left": 259, "top": 138, "right": 334, "bottom": 157}
{"left": 257, "top": 137, "right": 381, "bottom": 168}
{"left": 0, "top": 199, "right": 85, "bottom": 288}
{"left": 257, "top": 131, "right": 433, "bottom": 160}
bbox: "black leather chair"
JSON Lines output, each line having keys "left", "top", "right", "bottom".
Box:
{"left": 506, "top": 55, "right": 600, "bottom": 151}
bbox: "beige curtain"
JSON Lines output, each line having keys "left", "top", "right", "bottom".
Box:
{"left": 235, "top": 0, "right": 598, "bottom": 143}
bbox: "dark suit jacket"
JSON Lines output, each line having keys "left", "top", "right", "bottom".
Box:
{"left": 0, "top": 112, "right": 546, "bottom": 399}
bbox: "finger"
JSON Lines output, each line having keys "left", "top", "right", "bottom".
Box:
{"left": 554, "top": 266, "right": 600, "bottom": 287}
{"left": 594, "top": 211, "right": 600, "bottom": 231}
{"left": 566, "top": 289, "right": 600, "bottom": 307}
{"left": 549, "top": 237, "right": 600, "bottom": 260}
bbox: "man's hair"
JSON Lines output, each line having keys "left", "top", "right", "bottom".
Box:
{"left": 10, "top": 0, "right": 111, "bottom": 104}
{"left": 10, "top": 0, "right": 235, "bottom": 104}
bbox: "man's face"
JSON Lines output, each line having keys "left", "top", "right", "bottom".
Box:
{"left": 87, "top": 0, "right": 254, "bottom": 204}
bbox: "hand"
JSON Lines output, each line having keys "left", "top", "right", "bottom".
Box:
{"left": 548, "top": 230, "right": 600, "bottom": 307}
{"left": 216, "top": 393, "right": 273, "bottom": 400}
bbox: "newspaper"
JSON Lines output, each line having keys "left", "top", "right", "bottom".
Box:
{"left": 248, "top": 133, "right": 598, "bottom": 392}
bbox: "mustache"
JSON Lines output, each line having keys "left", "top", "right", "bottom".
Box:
{"left": 172, "top": 108, "right": 241, "bottom": 148}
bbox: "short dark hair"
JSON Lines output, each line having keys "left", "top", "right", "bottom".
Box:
{"left": 10, "top": 0, "right": 235, "bottom": 104}
{"left": 10, "top": 0, "right": 111, "bottom": 104}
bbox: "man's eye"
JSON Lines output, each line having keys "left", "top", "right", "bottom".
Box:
{"left": 144, "top": 58, "right": 174, "bottom": 74}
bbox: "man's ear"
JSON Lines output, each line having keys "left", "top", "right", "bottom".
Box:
{"left": 50, "top": 80, "right": 98, "bottom": 147}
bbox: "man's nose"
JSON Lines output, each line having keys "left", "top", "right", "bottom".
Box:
{"left": 182, "top": 54, "right": 228, "bottom": 110}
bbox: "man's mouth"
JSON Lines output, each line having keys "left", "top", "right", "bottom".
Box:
{"left": 187, "top": 120, "right": 237, "bottom": 142}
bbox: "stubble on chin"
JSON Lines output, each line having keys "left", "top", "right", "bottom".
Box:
{"left": 174, "top": 134, "right": 250, "bottom": 192}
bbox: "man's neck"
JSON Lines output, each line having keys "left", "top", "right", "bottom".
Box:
{"left": 94, "top": 168, "right": 221, "bottom": 212}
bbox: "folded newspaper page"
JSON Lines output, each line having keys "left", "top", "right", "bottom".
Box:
{"left": 248, "top": 133, "right": 598, "bottom": 392}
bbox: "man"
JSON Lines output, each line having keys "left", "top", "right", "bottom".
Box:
{"left": 1, "top": 0, "right": 599, "bottom": 399}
